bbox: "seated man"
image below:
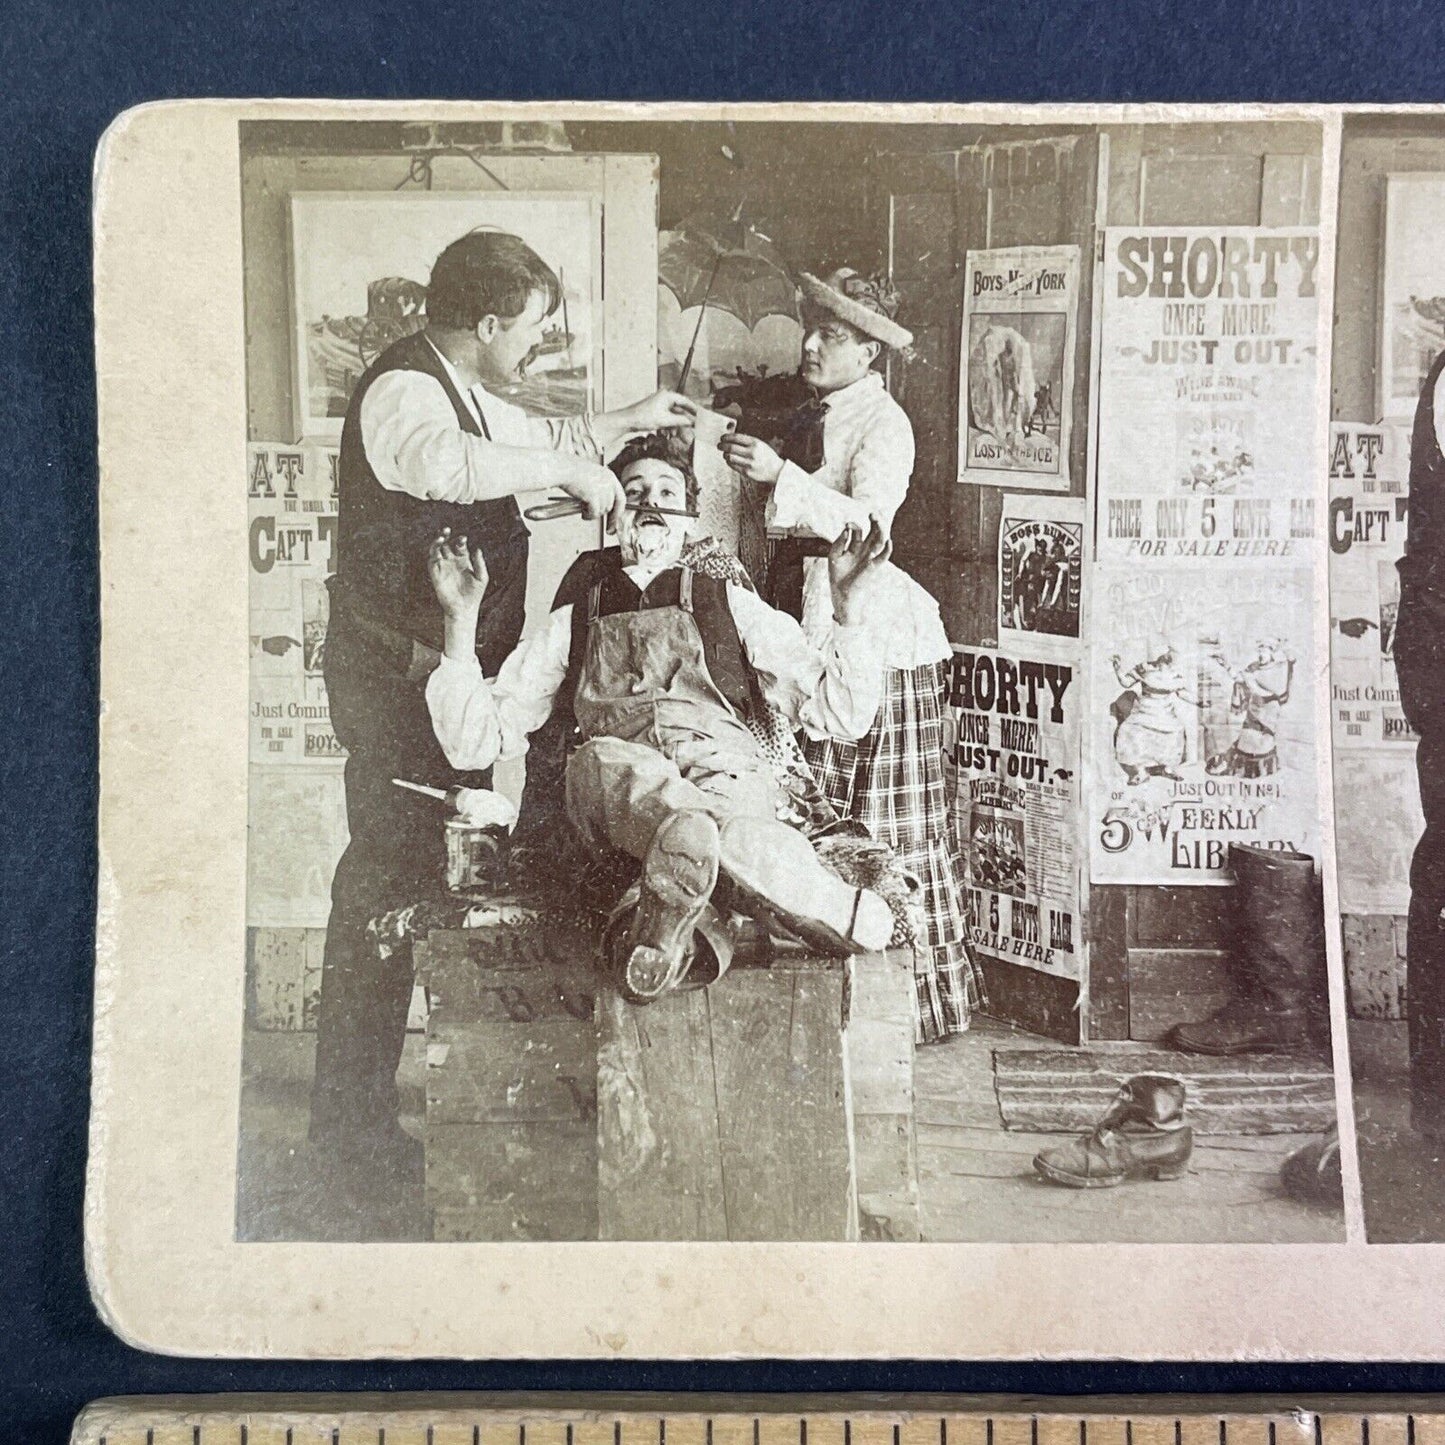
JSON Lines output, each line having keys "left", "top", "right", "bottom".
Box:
{"left": 424, "top": 431, "right": 897, "bottom": 1002}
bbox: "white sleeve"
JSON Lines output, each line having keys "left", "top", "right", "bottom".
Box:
{"left": 727, "top": 583, "right": 884, "bottom": 741}
{"left": 768, "top": 462, "right": 873, "bottom": 541}
{"left": 424, "top": 607, "right": 573, "bottom": 769}
{"left": 360, "top": 371, "right": 600, "bottom": 504}
{"left": 1434, "top": 367, "right": 1445, "bottom": 457}
{"left": 768, "top": 403, "right": 914, "bottom": 539}
{"left": 480, "top": 387, "right": 603, "bottom": 461}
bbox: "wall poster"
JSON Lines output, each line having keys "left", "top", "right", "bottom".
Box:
{"left": 1087, "top": 564, "right": 1319, "bottom": 886}
{"left": 943, "top": 646, "right": 1081, "bottom": 980}
{"left": 958, "top": 245, "right": 1079, "bottom": 491}
{"left": 1329, "top": 420, "right": 1421, "bottom": 914}
{"left": 1095, "top": 226, "right": 1320, "bottom": 561}
{"left": 1329, "top": 421, "right": 1415, "bottom": 750}
{"left": 290, "top": 190, "right": 598, "bottom": 439}
{"left": 249, "top": 441, "right": 347, "bottom": 928}
{"left": 998, "top": 493, "right": 1085, "bottom": 647}
{"left": 1380, "top": 173, "right": 1445, "bottom": 421}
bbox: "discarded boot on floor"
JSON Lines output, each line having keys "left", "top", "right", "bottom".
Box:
{"left": 1279, "top": 1124, "right": 1342, "bottom": 1206}
{"left": 1169, "top": 843, "right": 1330, "bottom": 1056}
{"left": 1033, "top": 1073, "right": 1193, "bottom": 1188}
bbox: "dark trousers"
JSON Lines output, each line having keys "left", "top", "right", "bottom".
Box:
{"left": 1399, "top": 649, "right": 1445, "bottom": 1128}
{"left": 1410, "top": 724, "right": 1445, "bottom": 1126}
{"left": 309, "top": 620, "right": 489, "bottom": 1146}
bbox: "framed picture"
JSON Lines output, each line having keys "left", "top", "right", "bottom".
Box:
{"left": 1379, "top": 172, "right": 1445, "bottom": 420}
{"left": 289, "top": 189, "right": 599, "bottom": 439}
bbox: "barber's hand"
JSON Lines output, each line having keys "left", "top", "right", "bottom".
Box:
{"left": 827, "top": 517, "right": 892, "bottom": 626}
{"left": 719, "top": 432, "right": 785, "bottom": 484}
{"left": 560, "top": 463, "right": 628, "bottom": 532}
{"left": 626, "top": 389, "right": 698, "bottom": 433}
{"left": 428, "top": 529, "right": 489, "bottom": 616}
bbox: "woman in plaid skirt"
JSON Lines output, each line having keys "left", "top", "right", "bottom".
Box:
{"left": 721, "top": 267, "right": 987, "bottom": 1043}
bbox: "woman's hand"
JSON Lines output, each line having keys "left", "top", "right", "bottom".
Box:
{"left": 827, "top": 517, "right": 892, "bottom": 626}
{"left": 719, "top": 431, "right": 785, "bottom": 484}
{"left": 428, "top": 529, "right": 489, "bottom": 618}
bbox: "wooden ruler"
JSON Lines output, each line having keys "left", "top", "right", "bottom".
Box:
{"left": 68, "top": 1398, "right": 1445, "bottom": 1445}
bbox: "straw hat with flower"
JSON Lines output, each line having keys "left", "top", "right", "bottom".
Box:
{"left": 798, "top": 267, "right": 914, "bottom": 351}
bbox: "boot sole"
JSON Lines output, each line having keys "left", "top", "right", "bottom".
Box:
{"left": 1032, "top": 1155, "right": 1191, "bottom": 1189}
{"left": 618, "top": 811, "right": 720, "bottom": 1004}
{"left": 721, "top": 817, "right": 894, "bottom": 955}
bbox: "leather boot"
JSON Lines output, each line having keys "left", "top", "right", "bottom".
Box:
{"left": 1279, "top": 1125, "right": 1342, "bottom": 1207}
{"left": 718, "top": 816, "right": 894, "bottom": 956}
{"left": 1169, "top": 843, "right": 1329, "bottom": 1057}
{"left": 1033, "top": 1073, "right": 1194, "bottom": 1188}
{"left": 608, "top": 810, "right": 720, "bottom": 1004}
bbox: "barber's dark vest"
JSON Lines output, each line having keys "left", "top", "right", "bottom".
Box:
{"left": 553, "top": 549, "right": 754, "bottom": 730}
{"left": 335, "top": 330, "right": 531, "bottom": 676}
{"left": 1398, "top": 348, "right": 1445, "bottom": 670}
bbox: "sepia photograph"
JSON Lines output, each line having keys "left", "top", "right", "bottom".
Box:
{"left": 229, "top": 111, "right": 1347, "bottom": 1248}
{"left": 1331, "top": 110, "right": 1445, "bottom": 1243}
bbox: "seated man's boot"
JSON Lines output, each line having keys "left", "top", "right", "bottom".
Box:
{"left": 609, "top": 809, "right": 720, "bottom": 1004}
{"left": 718, "top": 816, "right": 894, "bottom": 956}
{"left": 1033, "top": 1073, "right": 1193, "bottom": 1188}
{"left": 1171, "top": 843, "right": 1328, "bottom": 1056}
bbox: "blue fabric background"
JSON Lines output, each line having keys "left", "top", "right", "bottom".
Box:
{"left": 4, "top": 2, "right": 1445, "bottom": 1440}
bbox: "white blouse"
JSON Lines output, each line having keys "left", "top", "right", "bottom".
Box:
{"left": 764, "top": 371, "right": 951, "bottom": 670}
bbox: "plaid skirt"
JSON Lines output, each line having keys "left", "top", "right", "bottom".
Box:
{"left": 802, "top": 660, "right": 988, "bottom": 1044}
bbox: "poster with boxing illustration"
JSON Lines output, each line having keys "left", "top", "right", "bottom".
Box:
{"left": 1086, "top": 564, "right": 1321, "bottom": 885}
{"left": 958, "top": 245, "right": 1079, "bottom": 491}
{"left": 998, "top": 493, "right": 1085, "bottom": 646}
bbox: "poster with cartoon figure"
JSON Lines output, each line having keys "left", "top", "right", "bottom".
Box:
{"left": 1087, "top": 565, "right": 1320, "bottom": 885}
{"left": 958, "top": 246, "right": 1079, "bottom": 491}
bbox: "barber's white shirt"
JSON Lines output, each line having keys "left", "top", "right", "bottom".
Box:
{"left": 762, "top": 371, "right": 951, "bottom": 669}
{"left": 425, "top": 561, "right": 884, "bottom": 771}
{"left": 358, "top": 337, "right": 601, "bottom": 504}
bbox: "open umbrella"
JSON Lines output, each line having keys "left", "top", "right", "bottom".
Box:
{"left": 659, "top": 218, "right": 798, "bottom": 390}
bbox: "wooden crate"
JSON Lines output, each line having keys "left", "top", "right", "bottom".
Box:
{"left": 597, "top": 947, "right": 918, "bottom": 1242}
{"left": 849, "top": 950, "right": 921, "bottom": 1241}
{"left": 417, "top": 911, "right": 598, "bottom": 1242}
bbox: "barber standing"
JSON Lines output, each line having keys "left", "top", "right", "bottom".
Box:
{"left": 720, "top": 267, "right": 986, "bottom": 1046}
{"left": 1397, "top": 347, "right": 1445, "bottom": 1144}
{"left": 313, "top": 228, "right": 692, "bottom": 1226}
